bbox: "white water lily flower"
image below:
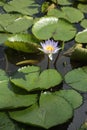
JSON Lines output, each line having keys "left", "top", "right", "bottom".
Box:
{"left": 38, "top": 40, "right": 61, "bottom": 60}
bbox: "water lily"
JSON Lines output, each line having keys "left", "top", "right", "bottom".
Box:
{"left": 38, "top": 40, "right": 61, "bottom": 60}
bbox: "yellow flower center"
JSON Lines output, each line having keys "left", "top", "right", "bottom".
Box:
{"left": 46, "top": 45, "right": 54, "bottom": 52}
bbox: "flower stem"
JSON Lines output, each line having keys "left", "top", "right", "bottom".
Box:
{"left": 47, "top": 56, "right": 50, "bottom": 69}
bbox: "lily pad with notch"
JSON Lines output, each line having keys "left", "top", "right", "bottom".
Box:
{"left": 10, "top": 66, "right": 63, "bottom": 92}
{"left": 9, "top": 92, "right": 73, "bottom": 129}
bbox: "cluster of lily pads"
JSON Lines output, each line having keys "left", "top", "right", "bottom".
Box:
{"left": 0, "top": 0, "right": 87, "bottom": 130}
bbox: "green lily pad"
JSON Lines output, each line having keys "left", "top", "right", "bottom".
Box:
{"left": 0, "top": 69, "right": 37, "bottom": 109}
{"left": 47, "top": 7, "right": 84, "bottom": 23}
{"left": 5, "top": 16, "right": 33, "bottom": 33}
{"left": 51, "top": 0, "right": 72, "bottom": 5}
{"left": 0, "top": 14, "right": 20, "bottom": 28}
{"left": 0, "top": 33, "right": 11, "bottom": 44}
{"left": 4, "top": 0, "right": 40, "bottom": 16}
{"left": 0, "top": 2, "right": 5, "bottom": 6}
{"left": 0, "top": 112, "right": 18, "bottom": 130}
{"left": 32, "top": 17, "right": 76, "bottom": 41}
{"left": 61, "top": 7, "right": 84, "bottom": 23}
{"left": 9, "top": 92, "right": 73, "bottom": 129}
{"left": 78, "top": 4, "right": 87, "bottom": 13}
{"left": 32, "top": 17, "right": 58, "bottom": 40}
{"left": 10, "top": 66, "right": 63, "bottom": 92}
{"left": 5, "top": 34, "right": 40, "bottom": 53}
{"left": 65, "top": 66, "right": 87, "bottom": 92}
{"left": 54, "top": 89, "right": 83, "bottom": 109}
{"left": 80, "top": 19, "right": 87, "bottom": 28}
{"left": 75, "top": 29, "right": 87, "bottom": 43}
{"left": 0, "top": 14, "right": 33, "bottom": 34}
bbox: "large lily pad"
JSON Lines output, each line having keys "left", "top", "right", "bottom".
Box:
{"left": 0, "top": 14, "right": 20, "bottom": 28}
{"left": 0, "top": 69, "right": 37, "bottom": 109}
{"left": 0, "top": 14, "right": 33, "bottom": 33}
{"left": 5, "top": 16, "right": 33, "bottom": 33}
{"left": 9, "top": 92, "right": 73, "bottom": 129}
{"left": 47, "top": 7, "right": 84, "bottom": 23}
{"left": 32, "top": 17, "right": 58, "bottom": 40}
{"left": 4, "top": 0, "right": 40, "bottom": 16}
{"left": 10, "top": 66, "right": 63, "bottom": 91}
{"left": 65, "top": 66, "right": 87, "bottom": 92}
{"left": 5, "top": 34, "right": 40, "bottom": 53}
{"left": 75, "top": 29, "right": 87, "bottom": 43}
{"left": 54, "top": 90, "right": 82, "bottom": 109}
{"left": 32, "top": 17, "right": 76, "bottom": 41}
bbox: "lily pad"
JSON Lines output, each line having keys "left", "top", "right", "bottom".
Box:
{"left": 75, "top": 29, "right": 87, "bottom": 43}
{"left": 5, "top": 16, "right": 33, "bottom": 33}
{"left": 80, "top": 19, "right": 87, "bottom": 28}
{"left": 4, "top": 0, "right": 40, "bottom": 16}
{"left": 10, "top": 66, "right": 63, "bottom": 91}
{"left": 54, "top": 89, "right": 83, "bottom": 109}
{"left": 65, "top": 66, "right": 87, "bottom": 92}
{"left": 9, "top": 92, "right": 73, "bottom": 129}
{"left": 32, "top": 17, "right": 58, "bottom": 40}
{"left": 51, "top": 0, "right": 72, "bottom": 5}
{"left": 0, "top": 14, "right": 20, "bottom": 28}
{"left": 0, "top": 112, "right": 18, "bottom": 130}
{"left": 78, "top": 4, "right": 87, "bottom": 13}
{"left": 32, "top": 17, "right": 76, "bottom": 41}
{"left": 47, "top": 7, "right": 84, "bottom": 23}
{"left": 0, "top": 69, "right": 37, "bottom": 109}
{"left": 5, "top": 34, "right": 40, "bottom": 53}
{"left": 0, "top": 33, "right": 11, "bottom": 44}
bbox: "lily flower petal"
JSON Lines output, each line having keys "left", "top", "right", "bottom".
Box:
{"left": 38, "top": 39, "right": 61, "bottom": 60}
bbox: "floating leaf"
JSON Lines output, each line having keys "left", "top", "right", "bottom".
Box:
{"left": 80, "top": 19, "right": 87, "bottom": 28}
{"left": 51, "top": 0, "right": 72, "bottom": 5}
{"left": 0, "top": 33, "right": 11, "bottom": 44}
{"left": 9, "top": 92, "right": 73, "bottom": 129}
{"left": 61, "top": 7, "right": 84, "bottom": 23}
{"left": 78, "top": 4, "right": 87, "bottom": 13}
{"left": 0, "top": 112, "right": 17, "bottom": 130}
{"left": 5, "top": 34, "right": 40, "bottom": 53}
{"left": 64, "top": 44, "right": 87, "bottom": 62}
{"left": 0, "top": 2, "right": 5, "bottom": 6}
{"left": 48, "top": 7, "right": 84, "bottom": 23}
{"left": 32, "top": 17, "right": 76, "bottom": 41}
{"left": 0, "top": 81, "right": 37, "bottom": 109}
{"left": 32, "top": 17, "right": 58, "bottom": 40}
{"left": 75, "top": 29, "right": 87, "bottom": 43}
{"left": 55, "top": 89, "right": 83, "bottom": 109}
{"left": 65, "top": 66, "right": 87, "bottom": 92}
{"left": 4, "top": 0, "right": 40, "bottom": 16}
{"left": 0, "top": 14, "right": 33, "bottom": 33}
{"left": 0, "top": 69, "right": 37, "bottom": 109}
{"left": 5, "top": 16, "right": 33, "bottom": 33}
{"left": 10, "top": 66, "right": 63, "bottom": 91}
{"left": 0, "top": 14, "right": 21, "bottom": 28}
